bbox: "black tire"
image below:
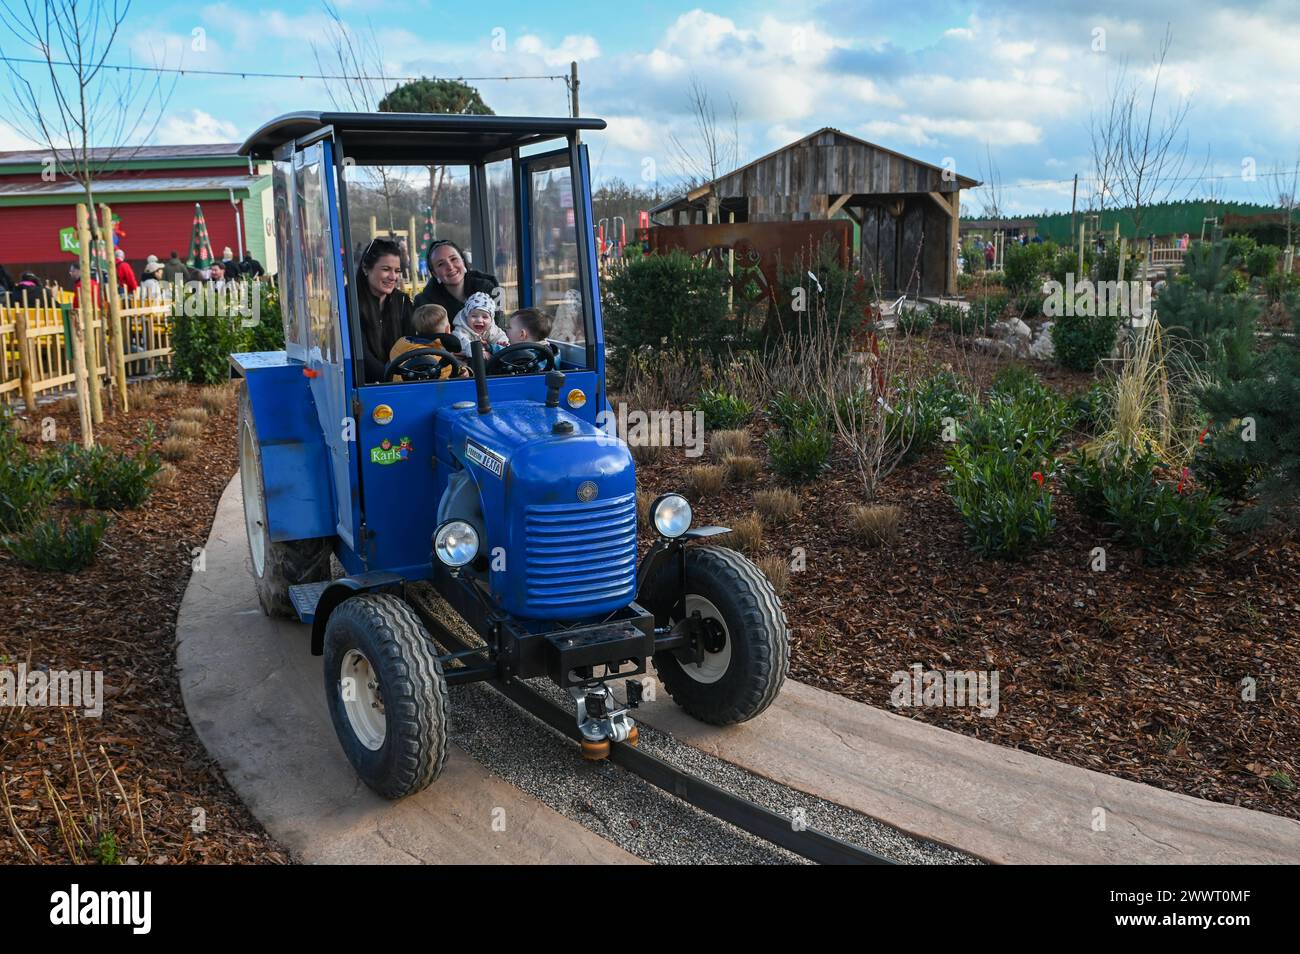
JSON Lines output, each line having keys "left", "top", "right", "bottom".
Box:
{"left": 641, "top": 545, "right": 789, "bottom": 725}
{"left": 238, "top": 385, "right": 331, "bottom": 617}
{"left": 323, "top": 594, "right": 449, "bottom": 799}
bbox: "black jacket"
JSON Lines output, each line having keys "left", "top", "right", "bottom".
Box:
{"left": 241, "top": 255, "right": 264, "bottom": 278}
{"left": 357, "top": 277, "right": 414, "bottom": 383}
{"left": 413, "top": 269, "right": 498, "bottom": 318}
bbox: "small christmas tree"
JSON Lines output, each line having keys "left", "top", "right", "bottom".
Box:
{"left": 1199, "top": 335, "right": 1300, "bottom": 528}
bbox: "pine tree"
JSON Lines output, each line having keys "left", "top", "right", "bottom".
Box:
{"left": 1199, "top": 334, "right": 1300, "bottom": 528}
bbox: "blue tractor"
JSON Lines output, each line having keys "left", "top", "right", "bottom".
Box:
{"left": 234, "top": 112, "right": 788, "bottom": 798}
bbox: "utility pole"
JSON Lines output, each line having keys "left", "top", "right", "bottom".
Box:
{"left": 1069, "top": 173, "right": 1078, "bottom": 254}
{"left": 569, "top": 61, "right": 580, "bottom": 119}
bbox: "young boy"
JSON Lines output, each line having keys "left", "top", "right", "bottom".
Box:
{"left": 505, "top": 307, "right": 553, "bottom": 344}
{"left": 388, "top": 303, "right": 468, "bottom": 379}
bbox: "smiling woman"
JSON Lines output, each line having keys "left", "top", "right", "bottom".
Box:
{"left": 356, "top": 237, "right": 415, "bottom": 382}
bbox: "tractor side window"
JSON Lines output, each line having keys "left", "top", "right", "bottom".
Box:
{"left": 485, "top": 157, "right": 517, "bottom": 313}
{"left": 294, "top": 146, "right": 342, "bottom": 364}
{"left": 528, "top": 162, "right": 586, "bottom": 348}
{"left": 272, "top": 159, "right": 308, "bottom": 360}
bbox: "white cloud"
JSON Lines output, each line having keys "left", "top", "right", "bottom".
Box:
{"left": 156, "top": 110, "right": 241, "bottom": 144}
{"left": 516, "top": 34, "right": 601, "bottom": 67}
{"left": 0, "top": 119, "right": 36, "bottom": 151}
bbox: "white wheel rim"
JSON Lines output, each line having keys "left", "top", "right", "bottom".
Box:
{"left": 680, "top": 594, "right": 731, "bottom": 684}
{"left": 240, "top": 421, "right": 266, "bottom": 578}
{"left": 340, "top": 649, "right": 387, "bottom": 751}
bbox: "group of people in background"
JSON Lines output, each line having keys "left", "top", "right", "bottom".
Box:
{"left": 0, "top": 245, "right": 266, "bottom": 306}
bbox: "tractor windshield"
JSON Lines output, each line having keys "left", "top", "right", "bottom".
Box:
{"left": 340, "top": 149, "right": 592, "bottom": 382}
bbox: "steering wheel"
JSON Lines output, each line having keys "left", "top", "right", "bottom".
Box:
{"left": 486, "top": 341, "right": 557, "bottom": 375}
{"left": 384, "top": 346, "right": 465, "bottom": 381}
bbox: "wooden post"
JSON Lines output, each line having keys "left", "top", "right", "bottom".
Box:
{"left": 1077, "top": 223, "right": 1085, "bottom": 279}
{"left": 1117, "top": 237, "right": 1128, "bottom": 283}
{"left": 72, "top": 204, "right": 96, "bottom": 445}
{"left": 15, "top": 293, "right": 38, "bottom": 413}
{"left": 99, "top": 204, "right": 130, "bottom": 412}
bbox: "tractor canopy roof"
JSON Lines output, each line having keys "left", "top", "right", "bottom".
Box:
{"left": 239, "top": 112, "right": 606, "bottom": 163}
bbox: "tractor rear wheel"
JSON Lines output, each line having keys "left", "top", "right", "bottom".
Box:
{"left": 323, "top": 594, "right": 449, "bottom": 799}
{"left": 641, "top": 545, "right": 789, "bottom": 725}
{"left": 239, "top": 386, "right": 331, "bottom": 617}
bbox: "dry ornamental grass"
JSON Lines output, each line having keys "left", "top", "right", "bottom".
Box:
{"left": 721, "top": 512, "right": 764, "bottom": 556}
{"left": 159, "top": 436, "right": 196, "bottom": 462}
{"left": 849, "top": 503, "right": 902, "bottom": 546}
{"left": 684, "top": 464, "right": 727, "bottom": 499}
{"left": 724, "top": 454, "right": 761, "bottom": 483}
{"left": 168, "top": 419, "right": 203, "bottom": 440}
{"left": 710, "top": 428, "right": 751, "bottom": 460}
{"left": 755, "top": 553, "right": 790, "bottom": 596}
{"left": 754, "top": 488, "right": 801, "bottom": 522}
{"left": 175, "top": 406, "right": 209, "bottom": 426}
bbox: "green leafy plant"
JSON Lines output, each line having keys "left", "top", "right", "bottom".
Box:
{"left": 960, "top": 383, "right": 1071, "bottom": 461}
{"left": 1192, "top": 425, "right": 1261, "bottom": 501}
{"left": 945, "top": 443, "right": 1055, "bottom": 559}
{"left": 895, "top": 305, "right": 934, "bottom": 334}
{"left": 2, "top": 513, "right": 110, "bottom": 573}
{"left": 1067, "top": 382, "right": 1111, "bottom": 435}
{"left": 63, "top": 444, "right": 162, "bottom": 510}
{"left": 1064, "top": 450, "right": 1224, "bottom": 564}
{"left": 887, "top": 371, "right": 972, "bottom": 461}
{"left": 0, "top": 417, "right": 61, "bottom": 533}
{"left": 767, "top": 391, "right": 825, "bottom": 431}
{"left": 1051, "top": 311, "right": 1123, "bottom": 372}
{"left": 691, "top": 387, "right": 754, "bottom": 431}
{"left": 766, "top": 416, "right": 834, "bottom": 483}
{"left": 171, "top": 308, "right": 245, "bottom": 384}
{"left": 601, "top": 249, "right": 731, "bottom": 366}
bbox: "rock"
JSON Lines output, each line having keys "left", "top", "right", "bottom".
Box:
{"left": 973, "top": 336, "right": 1016, "bottom": 358}
{"left": 1029, "top": 326, "right": 1055, "bottom": 361}
{"left": 1007, "top": 317, "right": 1032, "bottom": 339}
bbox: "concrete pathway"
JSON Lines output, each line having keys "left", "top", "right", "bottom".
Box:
{"left": 176, "top": 478, "right": 637, "bottom": 864}
{"left": 633, "top": 675, "right": 1300, "bottom": 864}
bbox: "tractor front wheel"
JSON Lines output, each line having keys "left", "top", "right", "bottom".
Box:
{"left": 323, "top": 594, "right": 449, "bottom": 799}
{"left": 239, "top": 386, "right": 331, "bottom": 617}
{"left": 641, "top": 545, "right": 790, "bottom": 725}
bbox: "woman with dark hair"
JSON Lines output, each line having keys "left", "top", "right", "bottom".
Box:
{"left": 413, "top": 239, "right": 498, "bottom": 318}
{"left": 355, "top": 237, "right": 414, "bottom": 383}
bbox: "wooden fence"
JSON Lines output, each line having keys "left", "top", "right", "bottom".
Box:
{"left": 0, "top": 288, "right": 174, "bottom": 409}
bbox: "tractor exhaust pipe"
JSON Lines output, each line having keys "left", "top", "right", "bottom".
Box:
{"left": 470, "top": 340, "right": 492, "bottom": 415}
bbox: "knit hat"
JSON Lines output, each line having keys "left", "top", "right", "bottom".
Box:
{"left": 461, "top": 291, "right": 495, "bottom": 319}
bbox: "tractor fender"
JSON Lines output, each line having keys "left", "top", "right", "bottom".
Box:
{"left": 310, "top": 572, "right": 406, "bottom": 655}
{"left": 634, "top": 526, "right": 731, "bottom": 600}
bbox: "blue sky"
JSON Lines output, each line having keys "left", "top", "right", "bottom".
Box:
{"left": 3, "top": 0, "right": 1297, "bottom": 214}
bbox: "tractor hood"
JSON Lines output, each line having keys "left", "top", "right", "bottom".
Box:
{"left": 435, "top": 400, "right": 637, "bottom": 621}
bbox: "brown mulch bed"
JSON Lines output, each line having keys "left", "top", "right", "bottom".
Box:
{"left": 635, "top": 340, "right": 1300, "bottom": 821}
{"left": 0, "top": 383, "right": 289, "bottom": 864}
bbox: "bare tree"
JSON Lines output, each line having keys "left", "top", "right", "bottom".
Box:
{"left": 1087, "top": 69, "right": 1124, "bottom": 212}
{"left": 668, "top": 76, "right": 740, "bottom": 222}
{"left": 311, "top": 0, "right": 400, "bottom": 232}
{"left": 1100, "top": 28, "right": 1202, "bottom": 241}
{"left": 975, "top": 143, "right": 1004, "bottom": 220}
{"left": 0, "top": 0, "right": 176, "bottom": 230}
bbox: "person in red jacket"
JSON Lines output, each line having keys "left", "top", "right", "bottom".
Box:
{"left": 69, "top": 262, "right": 104, "bottom": 310}
{"left": 114, "top": 248, "right": 139, "bottom": 294}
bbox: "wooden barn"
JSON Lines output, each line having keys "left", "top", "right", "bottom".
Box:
{"left": 650, "top": 128, "right": 979, "bottom": 297}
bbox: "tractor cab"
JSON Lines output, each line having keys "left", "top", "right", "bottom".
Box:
{"left": 232, "top": 112, "right": 788, "bottom": 800}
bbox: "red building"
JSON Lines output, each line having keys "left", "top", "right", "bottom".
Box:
{"left": 0, "top": 143, "right": 275, "bottom": 282}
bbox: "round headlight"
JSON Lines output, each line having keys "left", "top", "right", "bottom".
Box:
{"left": 434, "top": 520, "right": 479, "bottom": 567}
{"left": 651, "top": 493, "right": 692, "bottom": 539}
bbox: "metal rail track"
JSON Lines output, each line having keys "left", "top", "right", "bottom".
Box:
{"left": 419, "top": 610, "right": 895, "bottom": 866}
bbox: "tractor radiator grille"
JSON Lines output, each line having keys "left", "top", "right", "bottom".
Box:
{"left": 523, "top": 493, "right": 637, "bottom": 611}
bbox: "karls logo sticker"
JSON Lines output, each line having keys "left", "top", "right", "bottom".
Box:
{"left": 372, "top": 404, "right": 394, "bottom": 425}
{"left": 465, "top": 439, "right": 505, "bottom": 479}
{"left": 370, "top": 436, "right": 413, "bottom": 465}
